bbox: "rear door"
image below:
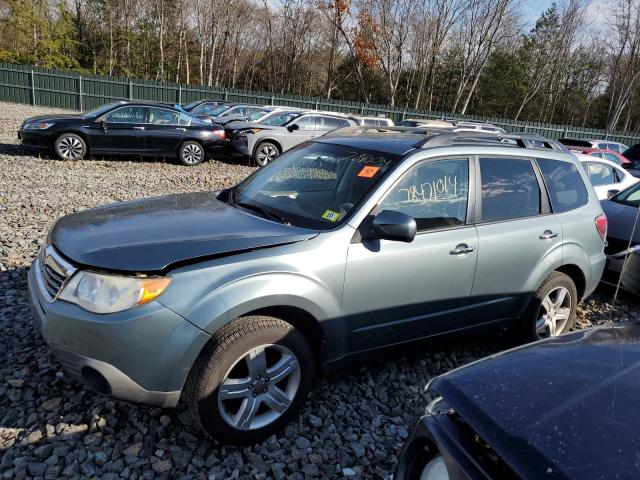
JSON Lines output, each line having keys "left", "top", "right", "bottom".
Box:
{"left": 91, "top": 106, "right": 147, "bottom": 153}
{"left": 143, "top": 107, "right": 185, "bottom": 155}
{"left": 470, "top": 156, "right": 562, "bottom": 322}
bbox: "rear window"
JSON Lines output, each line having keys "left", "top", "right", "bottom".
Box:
{"left": 479, "top": 157, "right": 541, "bottom": 222}
{"left": 536, "top": 158, "right": 589, "bottom": 213}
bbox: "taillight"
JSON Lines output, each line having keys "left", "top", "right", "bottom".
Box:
{"left": 213, "top": 129, "right": 225, "bottom": 139}
{"left": 595, "top": 214, "right": 607, "bottom": 242}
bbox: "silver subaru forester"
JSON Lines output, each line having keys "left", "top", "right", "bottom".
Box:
{"left": 28, "top": 127, "right": 607, "bottom": 444}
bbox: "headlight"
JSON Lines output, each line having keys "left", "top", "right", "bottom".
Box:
{"left": 58, "top": 271, "right": 171, "bottom": 314}
{"left": 24, "top": 122, "right": 54, "bottom": 130}
{"left": 420, "top": 455, "right": 449, "bottom": 480}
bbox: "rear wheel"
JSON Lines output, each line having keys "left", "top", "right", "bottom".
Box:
{"left": 179, "top": 141, "right": 205, "bottom": 166}
{"left": 521, "top": 271, "right": 577, "bottom": 342}
{"left": 254, "top": 141, "right": 279, "bottom": 167}
{"left": 185, "top": 316, "right": 314, "bottom": 445}
{"left": 54, "top": 133, "right": 87, "bottom": 160}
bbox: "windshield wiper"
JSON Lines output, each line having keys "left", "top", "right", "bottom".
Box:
{"left": 236, "top": 201, "right": 289, "bottom": 225}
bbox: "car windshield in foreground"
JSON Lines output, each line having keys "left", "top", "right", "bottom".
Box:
{"left": 82, "top": 102, "right": 124, "bottom": 118}
{"left": 233, "top": 142, "right": 399, "bottom": 229}
{"left": 612, "top": 183, "right": 640, "bottom": 207}
{"left": 262, "top": 112, "right": 302, "bottom": 126}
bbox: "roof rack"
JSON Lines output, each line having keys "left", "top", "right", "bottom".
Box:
{"left": 323, "top": 125, "right": 452, "bottom": 137}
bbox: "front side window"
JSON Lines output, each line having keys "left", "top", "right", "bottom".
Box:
{"left": 148, "top": 108, "right": 180, "bottom": 125}
{"left": 379, "top": 158, "right": 469, "bottom": 231}
{"left": 585, "top": 162, "right": 618, "bottom": 185}
{"left": 480, "top": 157, "right": 540, "bottom": 222}
{"left": 104, "top": 106, "right": 146, "bottom": 123}
{"left": 536, "top": 158, "right": 589, "bottom": 213}
{"left": 234, "top": 143, "right": 398, "bottom": 229}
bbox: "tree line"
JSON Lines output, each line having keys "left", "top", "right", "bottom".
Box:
{"left": 0, "top": 0, "right": 639, "bottom": 133}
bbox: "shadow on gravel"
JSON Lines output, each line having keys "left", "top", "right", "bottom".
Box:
{"left": 0, "top": 141, "right": 249, "bottom": 168}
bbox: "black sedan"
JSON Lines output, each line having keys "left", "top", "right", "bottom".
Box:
{"left": 395, "top": 322, "right": 640, "bottom": 479}
{"left": 19, "top": 101, "right": 226, "bottom": 165}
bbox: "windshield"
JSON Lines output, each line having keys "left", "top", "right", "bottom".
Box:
{"left": 82, "top": 102, "right": 124, "bottom": 118}
{"left": 233, "top": 142, "right": 399, "bottom": 229}
{"left": 262, "top": 112, "right": 302, "bottom": 126}
{"left": 183, "top": 100, "right": 205, "bottom": 111}
{"left": 193, "top": 103, "right": 228, "bottom": 116}
{"left": 613, "top": 183, "right": 640, "bottom": 207}
{"left": 248, "top": 109, "right": 271, "bottom": 121}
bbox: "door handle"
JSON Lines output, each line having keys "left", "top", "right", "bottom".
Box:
{"left": 132, "top": 126, "right": 145, "bottom": 130}
{"left": 176, "top": 128, "right": 186, "bottom": 132}
{"left": 539, "top": 230, "right": 558, "bottom": 240}
{"left": 450, "top": 243, "right": 475, "bottom": 255}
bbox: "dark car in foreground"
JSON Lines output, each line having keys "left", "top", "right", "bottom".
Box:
{"left": 395, "top": 322, "right": 640, "bottom": 479}
{"left": 19, "top": 101, "right": 226, "bottom": 165}
{"left": 600, "top": 182, "right": 640, "bottom": 293}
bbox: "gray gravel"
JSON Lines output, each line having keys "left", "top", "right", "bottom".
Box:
{"left": 0, "top": 101, "right": 638, "bottom": 479}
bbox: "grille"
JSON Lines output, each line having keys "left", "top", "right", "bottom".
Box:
{"left": 37, "top": 246, "right": 76, "bottom": 301}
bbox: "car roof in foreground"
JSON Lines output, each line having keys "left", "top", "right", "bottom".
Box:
{"left": 315, "top": 128, "right": 582, "bottom": 160}
{"left": 429, "top": 322, "right": 640, "bottom": 479}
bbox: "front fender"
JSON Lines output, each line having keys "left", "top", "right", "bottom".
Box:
{"left": 174, "top": 271, "right": 341, "bottom": 335}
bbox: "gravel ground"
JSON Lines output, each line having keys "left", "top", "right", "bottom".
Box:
{"left": 0, "top": 101, "right": 638, "bottom": 479}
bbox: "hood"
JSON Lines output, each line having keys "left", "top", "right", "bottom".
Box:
{"left": 23, "top": 114, "right": 83, "bottom": 125}
{"left": 50, "top": 192, "right": 318, "bottom": 272}
{"left": 430, "top": 323, "right": 640, "bottom": 479}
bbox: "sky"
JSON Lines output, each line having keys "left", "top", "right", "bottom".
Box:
{"left": 521, "top": 0, "right": 608, "bottom": 29}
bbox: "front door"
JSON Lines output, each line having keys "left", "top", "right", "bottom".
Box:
{"left": 471, "top": 156, "right": 562, "bottom": 322}
{"left": 91, "top": 106, "right": 147, "bottom": 153}
{"left": 342, "top": 157, "right": 479, "bottom": 352}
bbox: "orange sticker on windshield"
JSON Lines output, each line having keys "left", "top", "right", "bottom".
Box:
{"left": 358, "top": 165, "right": 380, "bottom": 178}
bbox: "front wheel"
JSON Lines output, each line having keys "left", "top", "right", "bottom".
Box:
{"left": 54, "top": 133, "right": 87, "bottom": 160}
{"left": 521, "top": 271, "right": 577, "bottom": 342}
{"left": 185, "top": 316, "right": 314, "bottom": 445}
{"left": 179, "top": 141, "right": 205, "bottom": 166}
{"left": 254, "top": 141, "right": 279, "bottom": 167}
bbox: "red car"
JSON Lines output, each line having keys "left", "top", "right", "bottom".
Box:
{"left": 565, "top": 146, "right": 631, "bottom": 167}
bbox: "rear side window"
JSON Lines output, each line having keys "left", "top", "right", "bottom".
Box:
{"left": 584, "top": 161, "right": 618, "bottom": 186}
{"left": 317, "top": 116, "right": 342, "bottom": 130}
{"left": 479, "top": 157, "right": 541, "bottom": 222}
{"left": 537, "top": 158, "right": 589, "bottom": 213}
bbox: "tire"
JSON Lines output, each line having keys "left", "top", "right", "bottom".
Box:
{"left": 185, "top": 316, "right": 315, "bottom": 445}
{"left": 253, "top": 141, "right": 280, "bottom": 167}
{"left": 54, "top": 133, "right": 87, "bottom": 161}
{"left": 178, "top": 141, "right": 205, "bottom": 166}
{"left": 520, "top": 271, "right": 577, "bottom": 342}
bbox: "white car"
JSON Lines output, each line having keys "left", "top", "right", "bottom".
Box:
{"left": 576, "top": 153, "right": 639, "bottom": 199}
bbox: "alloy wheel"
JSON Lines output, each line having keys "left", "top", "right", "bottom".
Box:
{"left": 58, "top": 136, "right": 84, "bottom": 160}
{"left": 182, "top": 143, "right": 203, "bottom": 164}
{"left": 218, "top": 344, "right": 301, "bottom": 431}
{"left": 256, "top": 145, "right": 278, "bottom": 165}
{"left": 535, "top": 286, "right": 572, "bottom": 339}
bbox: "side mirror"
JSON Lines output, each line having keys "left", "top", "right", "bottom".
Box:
{"left": 607, "top": 189, "right": 620, "bottom": 199}
{"left": 287, "top": 124, "right": 300, "bottom": 132}
{"left": 371, "top": 210, "right": 417, "bottom": 243}
{"left": 100, "top": 118, "right": 107, "bottom": 131}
